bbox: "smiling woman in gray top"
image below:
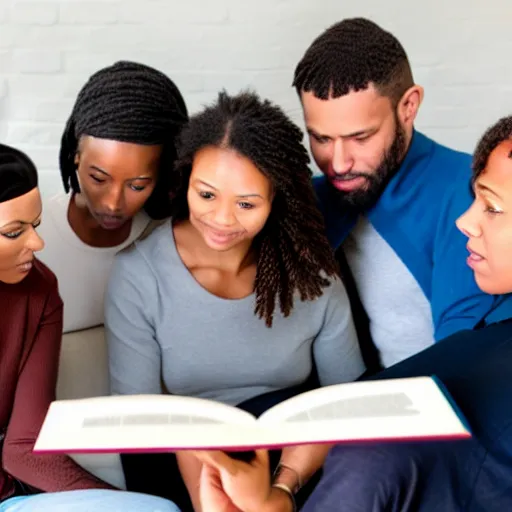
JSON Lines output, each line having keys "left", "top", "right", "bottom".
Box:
{"left": 105, "top": 90, "right": 365, "bottom": 511}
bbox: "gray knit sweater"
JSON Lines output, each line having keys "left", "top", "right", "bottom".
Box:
{"left": 106, "top": 221, "right": 365, "bottom": 406}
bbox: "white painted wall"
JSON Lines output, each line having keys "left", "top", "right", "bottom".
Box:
{"left": 0, "top": 0, "right": 511, "bottom": 197}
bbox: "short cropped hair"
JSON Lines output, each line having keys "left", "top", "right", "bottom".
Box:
{"left": 293, "top": 17, "right": 414, "bottom": 105}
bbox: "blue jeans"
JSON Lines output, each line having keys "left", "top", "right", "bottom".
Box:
{"left": 303, "top": 321, "right": 512, "bottom": 511}
{"left": 0, "top": 489, "right": 180, "bottom": 512}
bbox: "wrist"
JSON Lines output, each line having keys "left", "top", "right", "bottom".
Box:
{"left": 272, "top": 463, "right": 302, "bottom": 494}
{"left": 262, "top": 485, "right": 295, "bottom": 512}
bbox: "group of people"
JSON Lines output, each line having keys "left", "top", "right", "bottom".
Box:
{"left": 0, "top": 16, "right": 511, "bottom": 512}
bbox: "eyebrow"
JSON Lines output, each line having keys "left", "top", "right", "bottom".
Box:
{"left": 475, "top": 182, "right": 503, "bottom": 200}
{"left": 90, "top": 165, "right": 153, "bottom": 181}
{"left": 196, "top": 179, "right": 264, "bottom": 199}
{"left": 0, "top": 209, "right": 43, "bottom": 230}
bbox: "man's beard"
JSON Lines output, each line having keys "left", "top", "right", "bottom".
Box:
{"left": 326, "top": 120, "right": 407, "bottom": 214}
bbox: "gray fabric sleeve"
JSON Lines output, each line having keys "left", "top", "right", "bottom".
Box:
{"left": 313, "top": 277, "right": 366, "bottom": 386}
{"left": 105, "top": 248, "right": 162, "bottom": 396}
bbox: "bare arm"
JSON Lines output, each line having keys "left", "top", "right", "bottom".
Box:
{"left": 274, "top": 443, "right": 331, "bottom": 494}
{"left": 177, "top": 451, "right": 204, "bottom": 511}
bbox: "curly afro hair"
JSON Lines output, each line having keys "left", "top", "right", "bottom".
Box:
{"left": 171, "top": 90, "right": 339, "bottom": 327}
{"left": 472, "top": 116, "right": 512, "bottom": 184}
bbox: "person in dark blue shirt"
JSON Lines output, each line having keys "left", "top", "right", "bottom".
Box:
{"left": 300, "top": 115, "right": 512, "bottom": 512}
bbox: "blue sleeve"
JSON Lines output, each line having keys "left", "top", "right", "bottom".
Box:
{"left": 431, "top": 167, "right": 495, "bottom": 340}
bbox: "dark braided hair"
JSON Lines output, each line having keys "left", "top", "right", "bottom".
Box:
{"left": 60, "top": 60, "right": 188, "bottom": 219}
{"left": 472, "top": 116, "right": 512, "bottom": 183}
{"left": 172, "top": 90, "right": 339, "bottom": 327}
{"left": 293, "top": 18, "right": 414, "bottom": 104}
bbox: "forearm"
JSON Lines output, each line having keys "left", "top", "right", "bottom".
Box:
{"left": 177, "top": 451, "right": 203, "bottom": 512}
{"left": 260, "top": 444, "right": 332, "bottom": 512}
{"left": 3, "top": 444, "right": 114, "bottom": 492}
{"left": 276, "top": 443, "right": 331, "bottom": 489}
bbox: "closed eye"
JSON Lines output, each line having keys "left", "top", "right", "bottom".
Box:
{"left": 2, "top": 230, "right": 23, "bottom": 239}
{"left": 312, "top": 134, "right": 330, "bottom": 144}
{"left": 2, "top": 219, "right": 41, "bottom": 239}
{"left": 90, "top": 175, "right": 106, "bottom": 183}
{"left": 130, "top": 184, "right": 146, "bottom": 192}
{"left": 484, "top": 205, "right": 503, "bottom": 215}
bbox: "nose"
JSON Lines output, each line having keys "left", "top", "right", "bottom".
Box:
{"left": 331, "top": 139, "right": 353, "bottom": 174}
{"left": 456, "top": 200, "right": 481, "bottom": 238}
{"left": 103, "top": 185, "right": 124, "bottom": 213}
{"left": 212, "top": 201, "right": 236, "bottom": 227}
{"left": 26, "top": 227, "right": 44, "bottom": 253}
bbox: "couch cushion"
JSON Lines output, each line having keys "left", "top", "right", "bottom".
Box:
{"left": 56, "top": 326, "right": 110, "bottom": 400}
{"left": 56, "top": 326, "right": 126, "bottom": 489}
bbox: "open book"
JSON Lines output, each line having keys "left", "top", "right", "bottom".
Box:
{"left": 34, "top": 376, "right": 471, "bottom": 455}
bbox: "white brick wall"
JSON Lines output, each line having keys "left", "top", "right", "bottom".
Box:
{"left": 1, "top": 0, "right": 511, "bottom": 197}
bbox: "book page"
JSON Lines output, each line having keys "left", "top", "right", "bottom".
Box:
{"left": 34, "top": 393, "right": 258, "bottom": 454}
{"left": 256, "top": 376, "right": 470, "bottom": 444}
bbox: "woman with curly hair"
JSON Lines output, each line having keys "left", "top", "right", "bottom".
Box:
{"left": 105, "top": 90, "right": 365, "bottom": 511}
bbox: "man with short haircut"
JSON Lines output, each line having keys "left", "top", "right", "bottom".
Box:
{"left": 294, "top": 18, "right": 497, "bottom": 370}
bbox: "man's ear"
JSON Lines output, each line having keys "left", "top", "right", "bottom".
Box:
{"left": 397, "top": 85, "right": 424, "bottom": 128}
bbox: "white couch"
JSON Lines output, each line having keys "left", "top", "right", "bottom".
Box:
{"left": 56, "top": 327, "right": 126, "bottom": 489}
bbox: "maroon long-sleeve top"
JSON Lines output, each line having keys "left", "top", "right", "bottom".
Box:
{"left": 0, "top": 260, "right": 113, "bottom": 501}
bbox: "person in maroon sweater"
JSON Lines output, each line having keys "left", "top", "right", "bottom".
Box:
{"left": 0, "top": 143, "right": 180, "bottom": 511}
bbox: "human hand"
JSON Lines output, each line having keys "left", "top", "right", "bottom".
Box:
{"left": 199, "top": 462, "right": 242, "bottom": 512}
{"left": 194, "top": 450, "right": 271, "bottom": 512}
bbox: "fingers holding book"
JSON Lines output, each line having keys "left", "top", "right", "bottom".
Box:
{"left": 192, "top": 449, "right": 274, "bottom": 512}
